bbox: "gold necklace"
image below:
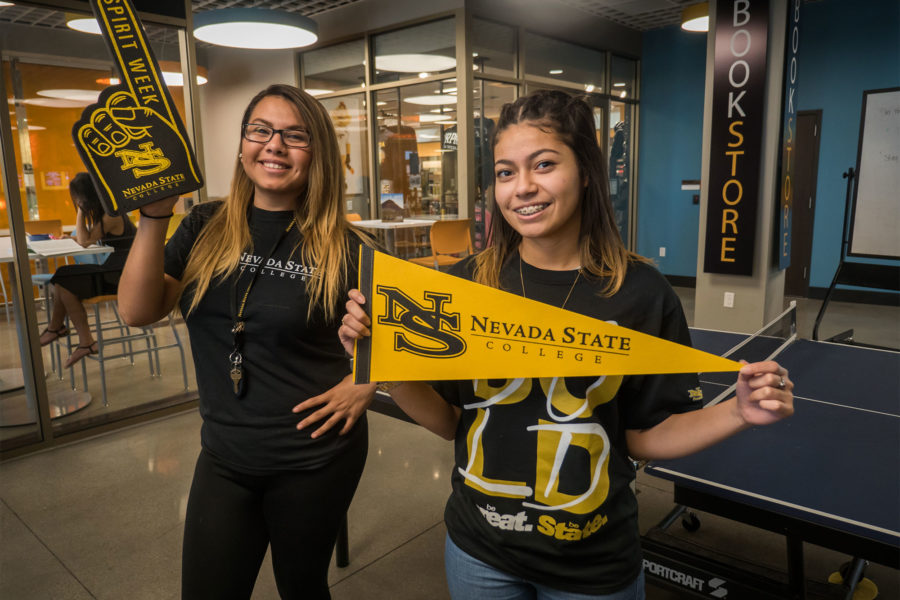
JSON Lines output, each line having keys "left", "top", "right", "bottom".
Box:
{"left": 519, "top": 255, "right": 581, "bottom": 310}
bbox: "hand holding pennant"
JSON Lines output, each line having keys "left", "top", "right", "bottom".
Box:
{"left": 72, "top": 0, "right": 203, "bottom": 215}
{"left": 352, "top": 248, "right": 742, "bottom": 384}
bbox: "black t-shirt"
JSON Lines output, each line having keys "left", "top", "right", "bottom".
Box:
{"left": 165, "top": 201, "right": 365, "bottom": 472}
{"left": 435, "top": 254, "right": 702, "bottom": 594}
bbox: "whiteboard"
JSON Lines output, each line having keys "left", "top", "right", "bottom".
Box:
{"left": 848, "top": 87, "right": 900, "bottom": 258}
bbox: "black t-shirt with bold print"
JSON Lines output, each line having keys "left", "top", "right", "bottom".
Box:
{"left": 434, "top": 255, "right": 702, "bottom": 595}
{"left": 165, "top": 202, "right": 365, "bottom": 473}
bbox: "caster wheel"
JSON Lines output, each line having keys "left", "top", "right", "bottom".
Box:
{"left": 681, "top": 512, "right": 700, "bottom": 532}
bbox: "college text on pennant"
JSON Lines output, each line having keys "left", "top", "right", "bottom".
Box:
{"left": 353, "top": 248, "right": 741, "bottom": 384}
{"left": 72, "top": 0, "right": 203, "bottom": 215}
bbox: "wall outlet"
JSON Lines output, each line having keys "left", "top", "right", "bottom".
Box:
{"left": 659, "top": 247, "right": 666, "bottom": 257}
{"left": 723, "top": 291, "right": 735, "bottom": 308}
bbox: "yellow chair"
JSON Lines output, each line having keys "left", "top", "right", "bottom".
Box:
{"left": 346, "top": 212, "right": 362, "bottom": 222}
{"left": 409, "top": 218, "right": 472, "bottom": 270}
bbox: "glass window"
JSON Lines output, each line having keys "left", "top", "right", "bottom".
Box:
{"left": 523, "top": 32, "right": 605, "bottom": 93}
{"left": 0, "top": 7, "right": 199, "bottom": 447}
{"left": 608, "top": 100, "right": 634, "bottom": 245}
{"left": 473, "top": 80, "right": 516, "bottom": 250}
{"left": 610, "top": 55, "right": 637, "bottom": 101}
{"left": 318, "top": 94, "right": 371, "bottom": 217}
{"left": 302, "top": 39, "right": 366, "bottom": 95}
{"left": 374, "top": 80, "right": 457, "bottom": 234}
{"left": 472, "top": 19, "right": 516, "bottom": 77}
{"left": 373, "top": 19, "right": 456, "bottom": 85}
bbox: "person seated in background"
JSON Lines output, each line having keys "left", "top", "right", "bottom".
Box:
{"left": 38, "top": 172, "right": 137, "bottom": 367}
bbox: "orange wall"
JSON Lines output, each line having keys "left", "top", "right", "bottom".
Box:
{"left": 1, "top": 60, "right": 187, "bottom": 230}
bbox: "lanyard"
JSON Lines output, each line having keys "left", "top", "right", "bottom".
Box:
{"left": 228, "top": 217, "right": 296, "bottom": 397}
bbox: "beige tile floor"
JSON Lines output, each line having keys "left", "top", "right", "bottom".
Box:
{"left": 1, "top": 290, "right": 898, "bottom": 599}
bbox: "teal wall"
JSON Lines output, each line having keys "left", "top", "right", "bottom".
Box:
{"left": 636, "top": 0, "right": 900, "bottom": 287}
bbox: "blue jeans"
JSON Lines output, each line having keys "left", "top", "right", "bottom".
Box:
{"left": 444, "top": 535, "right": 646, "bottom": 600}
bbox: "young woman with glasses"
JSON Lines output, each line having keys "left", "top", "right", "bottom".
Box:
{"left": 119, "top": 84, "right": 376, "bottom": 599}
{"left": 338, "top": 90, "right": 793, "bottom": 599}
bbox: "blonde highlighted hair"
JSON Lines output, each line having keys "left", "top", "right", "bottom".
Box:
{"left": 474, "top": 89, "right": 648, "bottom": 294}
{"left": 181, "top": 84, "right": 364, "bottom": 320}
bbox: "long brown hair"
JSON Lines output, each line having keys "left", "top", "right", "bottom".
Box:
{"left": 181, "top": 84, "right": 364, "bottom": 320}
{"left": 474, "top": 89, "right": 647, "bottom": 295}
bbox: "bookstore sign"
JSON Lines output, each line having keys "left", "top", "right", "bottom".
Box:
{"left": 704, "top": 0, "right": 769, "bottom": 275}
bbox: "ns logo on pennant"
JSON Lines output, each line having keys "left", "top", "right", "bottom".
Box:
{"left": 376, "top": 286, "right": 466, "bottom": 358}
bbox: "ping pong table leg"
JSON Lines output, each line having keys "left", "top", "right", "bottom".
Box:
{"left": 840, "top": 558, "right": 868, "bottom": 600}
{"left": 786, "top": 535, "right": 806, "bottom": 598}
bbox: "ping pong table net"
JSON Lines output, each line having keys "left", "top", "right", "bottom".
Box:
{"left": 701, "top": 301, "right": 797, "bottom": 405}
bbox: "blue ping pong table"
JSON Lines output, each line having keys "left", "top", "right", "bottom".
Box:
{"left": 642, "top": 325, "right": 900, "bottom": 600}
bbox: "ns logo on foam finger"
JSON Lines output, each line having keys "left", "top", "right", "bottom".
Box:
{"left": 375, "top": 286, "right": 467, "bottom": 358}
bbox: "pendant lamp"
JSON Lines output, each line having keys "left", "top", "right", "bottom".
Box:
{"left": 681, "top": 2, "right": 709, "bottom": 32}
{"left": 194, "top": 8, "right": 318, "bottom": 50}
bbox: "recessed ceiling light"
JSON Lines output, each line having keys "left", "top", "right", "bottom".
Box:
{"left": 614, "top": 82, "right": 626, "bottom": 87}
{"left": 194, "top": 8, "right": 318, "bottom": 49}
{"left": 376, "top": 101, "right": 387, "bottom": 106}
{"left": 375, "top": 54, "right": 455, "bottom": 73}
{"left": 584, "top": 84, "right": 595, "bottom": 92}
{"left": 619, "top": 91, "right": 627, "bottom": 98}
{"left": 304, "top": 89, "right": 334, "bottom": 96}
{"left": 549, "top": 69, "right": 563, "bottom": 75}
{"left": 0, "top": 2, "right": 15, "bottom": 7}
{"left": 404, "top": 95, "right": 457, "bottom": 106}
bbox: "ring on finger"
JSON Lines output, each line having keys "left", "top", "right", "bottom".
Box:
{"left": 778, "top": 377, "right": 786, "bottom": 389}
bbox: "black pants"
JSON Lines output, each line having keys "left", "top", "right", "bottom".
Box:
{"left": 181, "top": 430, "right": 367, "bottom": 600}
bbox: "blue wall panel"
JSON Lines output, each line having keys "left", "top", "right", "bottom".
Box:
{"left": 637, "top": 0, "right": 900, "bottom": 286}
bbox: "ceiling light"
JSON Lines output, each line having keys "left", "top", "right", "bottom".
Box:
{"left": 37, "top": 89, "right": 101, "bottom": 102}
{"left": 158, "top": 61, "right": 208, "bottom": 86}
{"left": 194, "top": 8, "right": 318, "bottom": 49}
{"left": 22, "top": 98, "right": 92, "bottom": 108}
{"left": 0, "top": 2, "right": 15, "bottom": 6}
{"left": 376, "top": 101, "right": 387, "bottom": 106}
{"left": 304, "top": 89, "right": 334, "bottom": 96}
{"left": 418, "top": 72, "right": 429, "bottom": 78}
{"left": 66, "top": 15, "right": 101, "bottom": 35}
{"left": 584, "top": 84, "right": 595, "bottom": 93}
{"left": 418, "top": 114, "right": 453, "bottom": 122}
{"left": 619, "top": 91, "right": 627, "bottom": 98}
{"left": 95, "top": 63, "right": 208, "bottom": 87}
{"left": 375, "top": 54, "right": 455, "bottom": 73}
{"left": 404, "top": 95, "right": 457, "bottom": 106}
{"left": 681, "top": 2, "right": 709, "bottom": 32}
{"left": 549, "top": 69, "right": 563, "bottom": 75}
{"left": 613, "top": 82, "right": 626, "bottom": 87}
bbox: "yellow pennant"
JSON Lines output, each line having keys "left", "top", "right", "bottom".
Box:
{"left": 353, "top": 248, "right": 741, "bottom": 383}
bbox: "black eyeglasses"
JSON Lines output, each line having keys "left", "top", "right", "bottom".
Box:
{"left": 241, "top": 123, "right": 311, "bottom": 149}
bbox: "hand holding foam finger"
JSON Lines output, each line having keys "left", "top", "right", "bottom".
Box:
{"left": 71, "top": 0, "right": 203, "bottom": 215}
